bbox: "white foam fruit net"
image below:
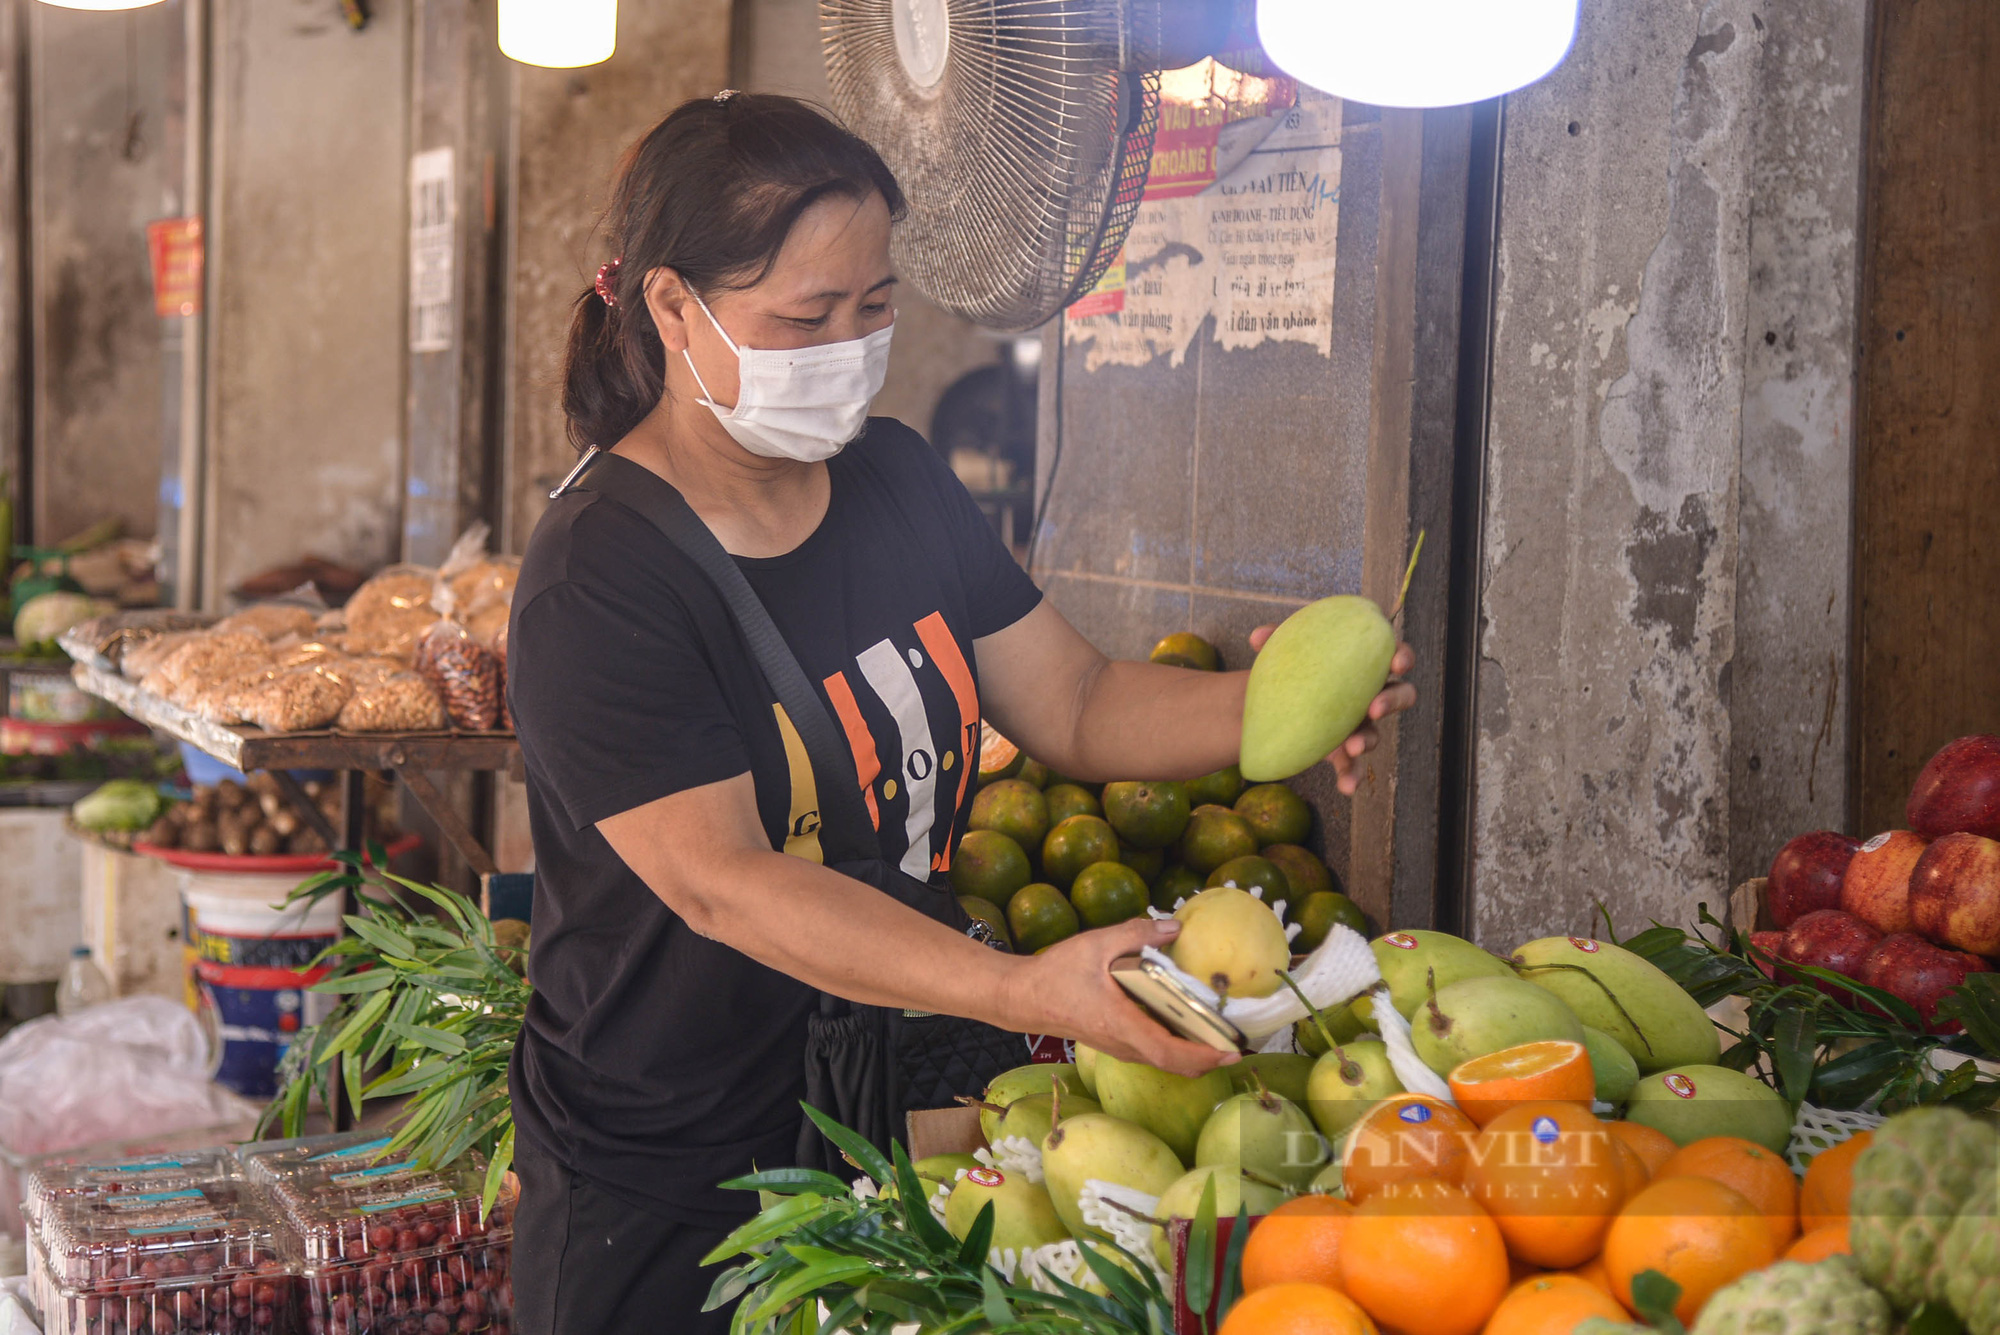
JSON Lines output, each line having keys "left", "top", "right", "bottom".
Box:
{"left": 1786, "top": 1103, "right": 1884, "bottom": 1175}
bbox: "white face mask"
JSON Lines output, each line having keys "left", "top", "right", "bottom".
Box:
{"left": 681, "top": 292, "right": 894, "bottom": 462}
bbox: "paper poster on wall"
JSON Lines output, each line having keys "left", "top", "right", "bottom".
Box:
{"left": 1065, "top": 92, "right": 1341, "bottom": 372}
{"left": 409, "top": 147, "right": 456, "bottom": 354}
{"left": 145, "top": 218, "right": 203, "bottom": 318}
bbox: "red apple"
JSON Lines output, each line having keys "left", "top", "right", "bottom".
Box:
{"left": 1768, "top": 830, "right": 1862, "bottom": 928}
{"left": 1907, "top": 734, "right": 2000, "bottom": 841}
{"left": 1780, "top": 909, "right": 1883, "bottom": 1005}
{"left": 1858, "top": 932, "right": 1990, "bottom": 1034}
{"left": 1909, "top": 831, "right": 2000, "bottom": 956}
{"left": 1840, "top": 830, "right": 1928, "bottom": 935}
{"left": 1750, "top": 930, "right": 1787, "bottom": 981}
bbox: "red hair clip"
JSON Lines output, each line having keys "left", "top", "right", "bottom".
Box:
{"left": 594, "top": 257, "right": 622, "bottom": 307}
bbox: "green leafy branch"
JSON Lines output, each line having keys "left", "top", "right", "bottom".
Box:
{"left": 1603, "top": 903, "right": 2000, "bottom": 1114}
{"left": 702, "top": 1104, "right": 1180, "bottom": 1335}
{"left": 258, "top": 847, "right": 530, "bottom": 1219}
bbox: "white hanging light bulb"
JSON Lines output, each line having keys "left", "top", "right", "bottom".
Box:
{"left": 499, "top": 0, "right": 616, "bottom": 70}
{"left": 1256, "top": 0, "right": 1580, "bottom": 108}
{"left": 34, "top": 0, "right": 166, "bottom": 10}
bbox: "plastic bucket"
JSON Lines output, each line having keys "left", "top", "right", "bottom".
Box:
{"left": 180, "top": 870, "right": 343, "bottom": 1098}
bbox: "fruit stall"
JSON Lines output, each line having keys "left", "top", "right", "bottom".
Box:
{"left": 93, "top": 624, "right": 1969, "bottom": 1335}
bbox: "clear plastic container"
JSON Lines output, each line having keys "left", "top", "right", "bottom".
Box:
{"left": 23, "top": 1149, "right": 240, "bottom": 1236}
{"left": 271, "top": 1156, "right": 514, "bottom": 1335}
{"left": 236, "top": 1133, "right": 398, "bottom": 1188}
{"left": 36, "top": 1195, "right": 298, "bottom": 1335}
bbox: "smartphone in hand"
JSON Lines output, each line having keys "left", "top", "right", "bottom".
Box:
{"left": 1109, "top": 955, "right": 1250, "bottom": 1054}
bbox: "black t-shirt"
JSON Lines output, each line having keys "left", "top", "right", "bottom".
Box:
{"left": 505, "top": 419, "right": 1043, "bottom": 1224}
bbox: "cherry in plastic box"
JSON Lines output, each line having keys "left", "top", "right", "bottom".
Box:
{"left": 268, "top": 1155, "right": 514, "bottom": 1335}
{"left": 24, "top": 1150, "right": 242, "bottom": 1237}
{"left": 34, "top": 1195, "right": 299, "bottom": 1335}
{"left": 236, "top": 1133, "right": 399, "bottom": 1189}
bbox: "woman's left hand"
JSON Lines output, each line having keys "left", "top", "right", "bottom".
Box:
{"left": 1247, "top": 626, "right": 1417, "bottom": 796}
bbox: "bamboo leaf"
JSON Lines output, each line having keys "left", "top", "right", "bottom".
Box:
{"left": 978, "top": 1268, "right": 1014, "bottom": 1329}
{"left": 956, "top": 1201, "right": 994, "bottom": 1269}
{"left": 317, "top": 988, "right": 393, "bottom": 1063}
{"left": 1215, "top": 1205, "right": 1250, "bottom": 1319}
{"left": 1773, "top": 1006, "right": 1816, "bottom": 1106}
{"left": 1183, "top": 1175, "right": 1219, "bottom": 1321}
{"left": 701, "top": 1194, "right": 836, "bottom": 1265}
{"left": 743, "top": 1257, "right": 878, "bottom": 1328}
{"left": 341, "top": 914, "right": 421, "bottom": 960}
{"left": 382, "top": 1022, "right": 469, "bottom": 1055}
{"left": 799, "top": 1103, "right": 894, "bottom": 1186}
{"left": 311, "top": 969, "right": 396, "bottom": 994}
{"left": 481, "top": 1125, "right": 513, "bottom": 1222}
{"left": 720, "top": 1168, "right": 854, "bottom": 1197}
{"left": 890, "top": 1141, "right": 956, "bottom": 1256}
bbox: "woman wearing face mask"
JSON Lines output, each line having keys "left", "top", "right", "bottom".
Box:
{"left": 506, "top": 92, "right": 1416, "bottom": 1333}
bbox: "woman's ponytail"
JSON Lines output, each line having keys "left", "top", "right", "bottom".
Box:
{"left": 556, "top": 92, "right": 904, "bottom": 453}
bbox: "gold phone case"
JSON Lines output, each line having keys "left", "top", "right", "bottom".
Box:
{"left": 1109, "top": 956, "right": 1249, "bottom": 1054}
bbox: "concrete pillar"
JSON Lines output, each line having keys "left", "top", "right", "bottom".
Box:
{"left": 1471, "top": 0, "right": 1866, "bottom": 944}
{"left": 202, "top": 0, "right": 411, "bottom": 601}
{"left": 27, "top": 1, "right": 179, "bottom": 547}
{"left": 498, "top": 0, "right": 731, "bottom": 552}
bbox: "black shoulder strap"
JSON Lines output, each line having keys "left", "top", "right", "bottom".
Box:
{"left": 561, "top": 449, "right": 879, "bottom": 865}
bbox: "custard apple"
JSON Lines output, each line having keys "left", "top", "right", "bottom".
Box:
{"left": 1850, "top": 1106, "right": 1999, "bottom": 1311}
{"left": 1690, "top": 1256, "right": 1890, "bottom": 1335}
{"left": 1942, "top": 1184, "right": 2000, "bottom": 1335}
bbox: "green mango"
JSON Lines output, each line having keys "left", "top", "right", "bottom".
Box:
{"left": 1304, "top": 1040, "right": 1403, "bottom": 1140}
{"left": 976, "top": 1063, "right": 1091, "bottom": 1144}
{"left": 1510, "top": 936, "right": 1721, "bottom": 1073}
{"left": 1411, "top": 975, "right": 1583, "bottom": 1075}
{"left": 980, "top": 1091, "right": 1101, "bottom": 1149}
{"left": 1351, "top": 929, "right": 1514, "bottom": 1027}
{"left": 1149, "top": 1166, "right": 1287, "bottom": 1269}
{"left": 1239, "top": 595, "right": 1396, "bottom": 782}
{"left": 944, "top": 1166, "right": 1071, "bottom": 1255}
{"left": 1229, "top": 1053, "right": 1317, "bottom": 1107}
{"left": 1041, "top": 1112, "right": 1184, "bottom": 1241}
{"left": 1093, "top": 1053, "right": 1234, "bottom": 1165}
{"left": 1194, "top": 1088, "right": 1324, "bottom": 1192}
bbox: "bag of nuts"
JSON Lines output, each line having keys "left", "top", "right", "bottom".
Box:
{"left": 413, "top": 618, "right": 502, "bottom": 731}
{"left": 213, "top": 602, "right": 321, "bottom": 642}
{"left": 344, "top": 563, "right": 440, "bottom": 662}
{"left": 241, "top": 664, "right": 353, "bottom": 733}
{"left": 335, "top": 670, "right": 448, "bottom": 733}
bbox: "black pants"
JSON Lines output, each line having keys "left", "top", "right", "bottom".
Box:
{"left": 511, "top": 1141, "right": 753, "bottom": 1334}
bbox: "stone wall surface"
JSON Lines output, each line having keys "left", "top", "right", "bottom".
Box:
{"left": 500, "top": 0, "right": 731, "bottom": 551}
{"left": 1472, "top": 0, "right": 1865, "bottom": 946}
{"left": 28, "top": 2, "right": 176, "bottom": 546}
{"left": 203, "top": 0, "right": 411, "bottom": 597}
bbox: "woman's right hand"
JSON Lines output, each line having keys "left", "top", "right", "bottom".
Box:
{"left": 997, "top": 916, "right": 1236, "bottom": 1078}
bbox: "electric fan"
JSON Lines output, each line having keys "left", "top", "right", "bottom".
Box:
{"left": 821, "top": 0, "right": 1233, "bottom": 331}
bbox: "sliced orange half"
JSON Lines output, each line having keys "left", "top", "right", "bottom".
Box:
{"left": 1447, "top": 1039, "right": 1595, "bottom": 1127}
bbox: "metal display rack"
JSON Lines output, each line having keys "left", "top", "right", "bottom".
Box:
{"left": 70, "top": 662, "right": 519, "bottom": 877}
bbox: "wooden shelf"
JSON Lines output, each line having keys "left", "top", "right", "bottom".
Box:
{"left": 70, "top": 663, "right": 519, "bottom": 776}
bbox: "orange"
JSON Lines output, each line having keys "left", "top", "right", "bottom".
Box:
{"left": 1340, "top": 1095, "right": 1477, "bottom": 1205}
{"left": 1240, "top": 1195, "right": 1354, "bottom": 1293}
{"left": 1482, "top": 1274, "right": 1630, "bottom": 1335}
{"left": 1463, "top": 1102, "right": 1626, "bottom": 1269}
{"left": 1610, "top": 1138, "right": 1650, "bottom": 1201}
{"left": 1656, "top": 1136, "right": 1801, "bottom": 1251}
{"left": 1785, "top": 1221, "right": 1852, "bottom": 1263}
{"left": 1606, "top": 1120, "right": 1676, "bottom": 1177}
{"left": 1219, "top": 1281, "right": 1379, "bottom": 1335}
{"left": 1340, "top": 1182, "right": 1509, "bottom": 1335}
{"left": 1603, "top": 1176, "right": 1778, "bottom": 1325}
{"left": 1800, "top": 1131, "right": 1873, "bottom": 1233}
{"left": 1447, "top": 1040, "right": 1595, "bottom": 1127}
{"left": 1567, "top": 1254, "right": 1615, "bottom": 1298}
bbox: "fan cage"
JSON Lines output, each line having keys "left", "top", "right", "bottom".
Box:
{"left": 822, "top": 0, "right": 1165, "bottom": 331}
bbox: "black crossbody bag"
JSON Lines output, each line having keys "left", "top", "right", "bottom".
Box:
{"left": 560, "top": 449, "right": 1025, "bottom": 1170}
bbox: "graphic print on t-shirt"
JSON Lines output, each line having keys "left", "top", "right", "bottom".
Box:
{"left": 774, "top": 609, "right": 980, "bottom": 881}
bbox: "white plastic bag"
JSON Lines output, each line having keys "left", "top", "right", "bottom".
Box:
{"left": 0, "top": 997, "right": 254, "bottom": 1159}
